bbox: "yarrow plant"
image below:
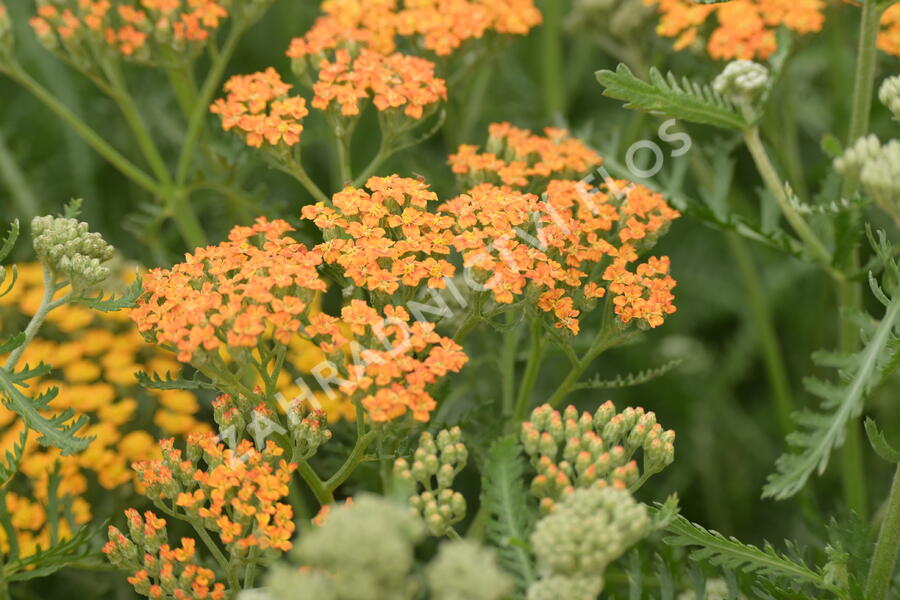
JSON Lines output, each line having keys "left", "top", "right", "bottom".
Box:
{"left": 3, "top": 0, "right": 900, "bottom": 599}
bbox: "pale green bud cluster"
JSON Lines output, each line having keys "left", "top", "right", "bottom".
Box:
{"left": 713, "top": 60, "right": 770, "bottom": 107}
{"left": 394, "top": 428, "right": 468, "bottom": 536}
{"left": 425, "top": 540, "right": 513, "bottom": 600}
{"left": 527, "top": 575, "right": 604, "bottom": 600}
{"left": 289, "top": 407, "right": 332, "bottom": 459}
{"left": 527, "top": 487, "right": 650, "bottom": 600}
{"left": 522, "top": 402, "right": 674, "bottom": 513}
{"left": 880, "top": 75, "right": 900, "bottom": 121}
{"left": 834, "top": 134, "right": 882, "bottom": 180}
{"left": 290, "top": 494, "right": 425, "bottom": 600}
{"left": 835, "top": 136, "right": 900, "bottom": 226}
{"left": 31, "top": 214, "right": 114, "bottom": 290}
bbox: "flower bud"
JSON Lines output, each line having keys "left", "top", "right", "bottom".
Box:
{"left": 713, "top": 60, "right": 770, "bottom": 107}
{"left": 592, "top": 401, "right": 616, "bottom": 429}
{"left": 31, "top": 213, "right": 114, "bottom": 290}
{"left": 834, "top": 134, "right": 882, "bottom": 180}
{"left": 880, "top": 75, "right": 900, "bottom": 121}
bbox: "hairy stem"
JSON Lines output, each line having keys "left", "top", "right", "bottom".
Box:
{"left": 514, "top": 318, "right": 544, "bottom": 422}
{"left": 3, "top": 66, "right": 162, "bottom": 196}
{"left": 297, "top": 461, "right": 333, "bottom": 506}
{"left": 4, "top": 268, "right": 68, "bottom": 371}
{"left": 546, "top": 327, "right": 633, "bottom": 408}
{"left": 325, "top": 430, "right": 377, "bottom": 492}
{"left": 743, "top": 127, "right": 832, "bottom": 268}
{"left": 500, "top": 313, "right": 522, "bottom": 418}
{"left": 866, "top": 462, "right": 900, "bottom": 600}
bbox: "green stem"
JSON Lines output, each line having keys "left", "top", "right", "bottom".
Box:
{"left": 168, "top": 189, "right": 208, "bottom": 249}
{"left": 514, "top": 318, "right": 544, "bottom": 422}
{"left": 866, "top": 462, "right": 900, "bottom": 600}
{"left": 102, "top": 60, "right": 172, "bottom": 187}
{"left": 352, "top": 131, "right": 391, "bottom": 187}
{"left": 282, "top": 156, "right": 332, "bottom": 204}
{"left": 843, "top": 0, "right": 883, "bottom": 197}
{"left": 546, "top": 327, "right": 633, "bottom": 408}
{"left": 4, "top": 268, "right": 68, "bottom": 370}
{"left": 3, "top": 66, "right": 162, "bottom": 196}
{"left": 500, "top": 313, "right": 522, "bottom": 418}
{"left": 725, "top": 233, "right": 794, "bottom": 436}
{"left": 333, "top": 126, "right": 353, "bottom": 185}
{"left": 176, "top": 22, "right": 246, "bottom": 185}
{"left": 0, "top": 129, "right": 39, "bottom": 221}
{"left": 743, "top": 127, "right": 833, "bottom": 268}
{"left": 539, "top": 0, "right": 565, "bottom": 119}
{"left": 297, "top": 461, "right": 333, "bottom": 506}
{"left": 324, "top": 430, "right": 377, "bottom": 492}
{"left": 243, "top": 547, "right": 259, "bottom": 590}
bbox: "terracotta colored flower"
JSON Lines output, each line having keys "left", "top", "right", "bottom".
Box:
{"left": 210, "top": 68, "right": 309, "bottom": 148}
{"left": 131, "top": 217, "right": 326, "bottom": 362}
{"left": 449, "top": 123, "right": 602, "bottom": 189}
{"left": 302, "top": 175, "right": 456, "bottom": 296}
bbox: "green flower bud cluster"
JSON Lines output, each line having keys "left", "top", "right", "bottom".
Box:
{"left": 394, "top": 428, "right": 468, "bottom": 536}
{"left": 31, "top": 214, "right": 114, "bottom": 290}
{"left": 425, "top": 540, "right": 514, "bottom": 600}
{"left": 289, "top": 494, "right": 425, "bottom": 600}
{"left": 713, "top": 60, "right": 770, "bottom": 108}
{"left": 521, "top": 402, "right": 675, "bottom": 513}
{"left": 880, "top": 75, "right": 900, "bottom": 121}
{"left": 527, "top": 487, "right": 650, "bottom": 600}
{"left": 289, "top": 406, "right": 332, "bottom": 459}
{"left": 835, "top": 136, "right": 900, "bottom": 226}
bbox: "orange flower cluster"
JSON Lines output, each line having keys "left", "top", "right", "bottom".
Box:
{"left": 286, "top": 0, "right": 541, "bottom": 59}
{"left": 439, "top": 174, "right": 679, "bottom": 333}
{"left": 104, "top": 512, "right": 226, "bottom": 600}
{"left": 449, "top": 122, "right": 602, "bottom": 189}
{"left": 131, "top": 217, "right": 326, "bottom": 362}
{"left": 302, "top": 300, "right": 468, "bottom": 421}
{"left": 210, "top": 68, "right": 309, "bottom": 148}
{"left": 881, "top": 4, "right": 900, "bottom": 56}
{"left": 648, "top": 0, "right": 900, "bottom": 59}
{"left": 132, "top": 433, "right": 297, "bottom": 553}
{"left": 302, "top": 175, "right": 456, "bottom": 295}
{"left": 29, "top": 0, "right": 228, "bottom": 60}
{"left": 311, "top": 48, "right": 447, "bottom": 119}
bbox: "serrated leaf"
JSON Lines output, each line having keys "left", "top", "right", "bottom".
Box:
{"left": 0, "top": 428, "right": 27, "bottom": 488}
{"left": 0, "top": 367, "right": 93, "bottom": 455}
{"left": 574, "top": 359, "right": 681, "bottom": 391}
{"left": 62, "top": 198, "right": 83, "bottom": 219}
{"left": 821, "top": 134, "right": 844, "bottom": 159}
{"left": 481, "top": 436, "right": 535, "bottom": 595}
{"left": 596, "top": 64, "right": 749, "bottom": 131}
{"left": 0, "top": 220, "right": 19, "bottom": 263}
{"left": 0, "top": 333, "right": 25, "bottom": 355}
{"left": 864, "top": 418, "right": 900, "bottom": 463}
{"left": 72, "top": 275, "right": 142, "bottom": 312}
{"left": 663, "top": 514, "right": 834, "bottom": 591}
{"left": 763, "top": 290, "right": 900, "bottom": 499}
{"left": 4, "top": 524, "right": 98, "bottom": 581}
{"left": 136, "top": 370, "right": 216, "bottom": 391}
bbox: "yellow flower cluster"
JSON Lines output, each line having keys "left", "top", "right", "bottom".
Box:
{"left": 0, "top": 263, "right": 213, "bottom": 556}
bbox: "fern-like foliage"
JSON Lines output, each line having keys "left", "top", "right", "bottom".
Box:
{"left": 0, "top": 428, "right": 27, "bottom": 488}
{"left": 136, "top": 370, "right": 216, "bottom": 391}
{"left": 763, "top": 231, "right": 900, "bottom": 500}
{"left": 4, "top": 524, "right": 97, "bottom": 581}
{"left": 0, "top": 220, "right": 19, "bottom": 263}
{"left": 663, "top": 514, "right": 836, "bottom": 592}
{"left": 0, "top": 365, "right": 93, "bottom": 455}
{"left": 481, "top": 435, "right": 536, "bottom": 596}
{"left": 596, "top": 64, "right": 749, "bottom": 131}
{"left": 72, "top": 275, "right": 142, "bottom": 312}
{"left": 865, "top": 418, "right": 900, "bottom": 463}
{"left": 573, "top": 359, "right": 682, "bottom": 391}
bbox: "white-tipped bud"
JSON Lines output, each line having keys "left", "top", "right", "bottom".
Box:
{"left": 879, "top": 75, "right": 900, "bottom": 121}
{"left": 713, "top": 60, "right": 770, "bottom": 107}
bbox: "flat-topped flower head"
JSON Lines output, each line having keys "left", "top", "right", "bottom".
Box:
{"left": 648, "top": 0, "right": 900, "bottom": 59}
{"left": 131, "top": 217, "right": 326, "bottom": 362}
{"left": 438, "top": 176, "right": 679, "bottom": 333}
{"left": 311, "top": 48, "right": 446, "bottom": 119}
{"left": 449, "top": 123, "right": 602, "bottom": 190}
{"left": 211, "top": 68, "right": 309, "bottom": 148}
{"left": 29, "top": 0, "right": 229, "bottom": 62}
{"left": 302, "top": 175, "right": 456, "bottom": 297}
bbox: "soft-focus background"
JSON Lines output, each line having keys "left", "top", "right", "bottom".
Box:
{"left": 2, "top": 0, "right": 900, "bottom": 595}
